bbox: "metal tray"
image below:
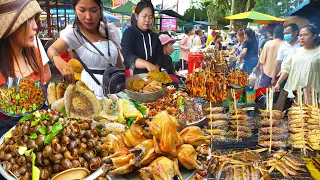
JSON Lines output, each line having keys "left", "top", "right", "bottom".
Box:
{"left": 107, "top": 168, "right": 195, "bottom": 180}
{"left": 0, "top": 79, "right": 46, "bottom": 117}
{"left": 125, "top": 74, "right": 166, "bottom": 103}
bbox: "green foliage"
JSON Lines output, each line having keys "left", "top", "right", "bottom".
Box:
{"left": 103, "top": 0, "right": 112, "bottom": 7}
{"left": 183, "top": 7, "right": 208, "bottom": 21}
{"left": 253, "top": 0, "right": 300, "bottom": 17}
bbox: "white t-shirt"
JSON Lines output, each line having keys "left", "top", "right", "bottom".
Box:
{"left": 282, "top": 46, "right": 320, "bottom": 92}
{"left": 59, "top": 24, "right": 121, "bottom": 97}
{"left": 276, "top": 41, "right": 300, "bottom": 62}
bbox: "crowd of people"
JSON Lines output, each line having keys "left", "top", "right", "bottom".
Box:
{"left": 0, "top": 0, "right": 320, "bottom": 104}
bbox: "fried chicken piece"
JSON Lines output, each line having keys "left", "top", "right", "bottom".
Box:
{"left": 177, "top": 144, "right": 204, "bottom": 170}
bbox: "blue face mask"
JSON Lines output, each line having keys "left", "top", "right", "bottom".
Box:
{"left": 284, "top": 34, "right": 293, "bottom": 42}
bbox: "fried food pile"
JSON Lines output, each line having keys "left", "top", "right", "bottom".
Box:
{"left": 266, "top": 149, "right": 307, "bottom": 178}
{"left": 202, "top": 149, "right": 306, "bottom": 180}
{"left": 288, "top": 104, "right": 320, "bottom": 150}
{"left": 101, "top": 111, "right": 210, "bottom": 179}
{"left": 146, "top": 90, "right": 203, "bottom": 124}
{"left": 228, "top": 70, "right": 249, "bottom": 87}
{"left": 205, "top": 108, "right": 253, "bottom": 141}
{"left": 228, "top": 109, "right": 253, "bottom": 139}
{"left": 127, "top": 71, "right": 172, "bottom": 93}
{"left": 186, "top": 70, "right": 228, "bottom": 103}
{"left": 258, "top": 109, "right": 288, "bottom": 148}
{"left": 47, "top": 82, "right": 68, "bottom": 105}
{"left": 146, "top": 70, "right": 172, "bottom": 84}
{"left": 185, "top": 51, "right": 249, "bottom": 103}
{"left": 205, "top": 107, "right": 228, "bottom": 141}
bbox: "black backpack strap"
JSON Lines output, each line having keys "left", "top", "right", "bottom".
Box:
{"left": 72, "top": 49, "right": 102, "bottom": 86}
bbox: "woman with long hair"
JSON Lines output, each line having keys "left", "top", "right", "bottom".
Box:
{"left": 275, "top": 25, "right": 320, "bottom": 100}
{"left": 212, "top": 34, "right": 223, "bottom": 50}
{"left": 48, "top": 0, "right": 124, "bottom": 97}
{"left": 0, "top": 0, "right": 51, "bottom": 131}
{"left": 237, "top": 28, "right": 259, "bottom": 74}
{"left": 121, "top": 0, "right": 164, "bottom": 75}
{"left": 179, "top": 26, "right": 194, "bottom": 70}
{"left": 0, "top": 0, "right": 51, "bottom": 86}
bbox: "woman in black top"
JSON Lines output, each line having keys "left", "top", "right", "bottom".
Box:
{"left": 237, "top": 28, "right": 259, "bottom": 74}
{"left": 121, "top": 0, "right": 164, "bottom": 75}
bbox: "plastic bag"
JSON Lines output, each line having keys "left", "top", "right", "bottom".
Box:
{"left": 248, "top": 72, "right": 258, "bottom": 88}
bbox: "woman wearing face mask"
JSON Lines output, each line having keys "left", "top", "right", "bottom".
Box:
{"left": 275, "top": 25, "right": 320, "bottom": 97}
{"left": 121, "top": 0, "right": 163, "bottom": 75}
{"left": 48, "top": 0, "right": 124, "bottom": 97}
{"left": 159, "top": 34, "right": 176, "bottom": 75}
{"left": 237, "top": 28, "right": 259, "bottom": 75}
{"left": 0, "top": 0, "right": 51, "bottom": 130}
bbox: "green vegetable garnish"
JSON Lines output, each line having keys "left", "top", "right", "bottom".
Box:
{"left": 24, "top": 149, "right": 33, "bottom": 157}
{"left": 132, "top": 101, "right": 147, "bottom": 115}
{"left": 44, "top": 134, "right": 54, "bottom": 144}
{"left": 60, "top": 106, "right": 67, "bottom": 117}
{"left": 21, "top": 107, "right": 26, "bottom": 114}
{"left": 177, "top": 97, "right": 187, "bottom": 112}
{"left": 44, "top": 122, "right": 63, "bottom": 144}
{"left": 126, "top": 117, "right": 136, "bottom": 127}
{"left": 18, "top": 114, "right": 31, "bottom": 124}
{"left": 52, "top": 122, "right": 63, "bottom": 135}
{"left": 32, "top": 103, "right": 37, "bottom": 110}
{"left": 39, "top": 125, "right": 46, "bottom": 135}
{"left": 32, "top": 152, "right": 40, "bottom": 180}
{"left": 29, "top": 133, "right": 37, "bottom": 139}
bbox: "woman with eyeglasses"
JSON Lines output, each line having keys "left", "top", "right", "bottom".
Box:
{"left": 275, "top": 25, "right": 320, "bottom": 98}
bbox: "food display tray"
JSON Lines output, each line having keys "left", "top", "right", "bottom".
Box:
{"left": 107, "top": 168, "right": 195, "bottom": 180}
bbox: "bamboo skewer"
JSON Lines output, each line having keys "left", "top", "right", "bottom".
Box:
{"left": 210, "top": 101, "right": 213, "bottom": 150}
{"left": 231, "top": 89, "right": 239, "bottom": 142}
{"left": 298, "top": 88, "right": 307, "bottom": 156}
{"left": 268, "top": 88, "right": 273, "bottom": 154}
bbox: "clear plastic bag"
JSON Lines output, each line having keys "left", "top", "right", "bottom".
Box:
{"left": 248, "top": 72, "right": 258, "bottom": 87}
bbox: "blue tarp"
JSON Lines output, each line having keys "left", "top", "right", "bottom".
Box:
{"left": 50, "top": 9, "right": 120, "bottom": 22}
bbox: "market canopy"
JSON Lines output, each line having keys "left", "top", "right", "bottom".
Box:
{"left": 49, "top": 9, "right": 120, "bottom": 22}
{"left": 193, "top": 21, "right": 217, "bottom": 26}
{"left": 111, "top": 1, "right": 136, "bottom": 15}
{"left": 221, "top": 11, "right": 286, "bottom": 24}
{"left": 157, "top": 9, "right": 184, "bottom": 19}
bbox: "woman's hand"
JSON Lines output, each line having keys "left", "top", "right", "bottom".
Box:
{"left": 146, "top": 62, "right": 159, "bottom": 72}
{"left": 236, "top": 57, "right": 243, "bottom": 65}
{"left": 252, "top": 67, "right": 259, "bottom": 73}
{"left": 271, "top": 77, "right": 277, "bottom": 86}
{"left": 53, "top": 57, "right": 75, "bottom": 82}
{"left": 274, "top": 83, "right": 281, "bottom": 92}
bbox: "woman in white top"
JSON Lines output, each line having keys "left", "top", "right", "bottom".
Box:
{"left": 275, "top": 25, "right": 320, "bottom": 93}
{"left": 47, "top": 0, "right": 124, "bottom": 97}
{"left": 179, "top": 26, "right": 194, "bottom": 70}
